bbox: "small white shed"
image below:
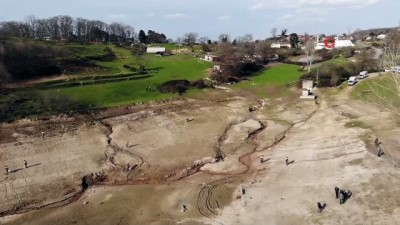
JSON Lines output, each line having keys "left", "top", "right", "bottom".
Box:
{"left": 146, "top": 47, "right": 166, "bottom": 53}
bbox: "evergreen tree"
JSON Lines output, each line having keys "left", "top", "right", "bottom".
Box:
{"left": 138, "top": 30, "right": 147, "bottom": 43}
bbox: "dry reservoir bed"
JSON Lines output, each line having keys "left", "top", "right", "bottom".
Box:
{"left": 0, "top": 93, "right": 400, "bottom": 225}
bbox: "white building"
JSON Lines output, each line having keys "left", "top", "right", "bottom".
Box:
{"left": 315, "top": 43, "right": 325, "bottom": 50}
{"left": 314, "top": 39, "right": 354, "bottom": 50}
{"left": 300, "top": 80, "right": 316, "bottom": 100}
{"left": 377, "top": 34, "right": 386, "bottom": 40}
{"left": 271, "top": 43, "right": 291, "bottom": 49}
{"left": 204, "top": 54, "right": 220, "bottom": 62}
{"left": 146, "top": 47, "right": 166, "bottom": 53}
{"left": 334, "top": 40, "right": 354, "bottom": 48}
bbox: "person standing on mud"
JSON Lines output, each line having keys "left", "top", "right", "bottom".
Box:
{"left": 335, "top": 187, "right": 340, "bottom": 199}
{"left": 375, "top": 138, "right": 380, "bottom": 147}
{"left": 285, "top": 157, "right": 289, "bottom": 166}
{"left": 5, "top": 166, "right": 9, "bottom": 175}
{"left": 377, "top": 146, "right": 384, "bottom": 157}
{"left": 339, "top": 192, "right": 344, "bottom": 205}
{"left": 260, "top": 155, "right": 264, "bottom": 163}
{"left": 317, "top": 202, "right": 323, "bottom": 213}
{"left": 24, "top": 160, "right": 28, "bottom": 169}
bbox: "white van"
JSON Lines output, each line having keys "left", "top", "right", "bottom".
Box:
{"left": 358, "top": 71, "right": 368, "bottom": 79}
{"left": 385, "top": 66, "right": 400, "bottom": 73}
{"left": 348, "top": 76, "right": 357, "bottom": 86}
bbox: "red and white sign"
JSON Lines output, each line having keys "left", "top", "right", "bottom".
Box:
{"left": 324, "top": 37, "right": 335, "bottom": 49}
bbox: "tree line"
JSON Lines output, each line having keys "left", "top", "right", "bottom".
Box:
{"left": 0, "top": 15, "right": 139, "bottom": 43}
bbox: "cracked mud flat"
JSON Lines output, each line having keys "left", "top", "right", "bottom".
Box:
{"left": 1, "top": 87, "right": 400, "bottom": 225}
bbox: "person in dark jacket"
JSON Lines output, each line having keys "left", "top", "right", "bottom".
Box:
{"left": 317, "top": 202, "right": 323, "bottom": 213}
{"left": 339, "top": 192, "right": 344, "bottom": 205}
{"left": 5, "top": 166, "right": 9, "bottom": 175}
{"left": 335, "top": 187, "right": 340, "bottom": 199}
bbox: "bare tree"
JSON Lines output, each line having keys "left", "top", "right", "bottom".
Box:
{"left": 238, "top": 41, "right": 255, "bottom": 57}
{"left": 242, "top": 34, "right": 253, "bottom": 43}
{"left": 198, "top": 36, "right": 209, "bottom": 44}
{"left": 281, "top": 28, "right": 288, "bottom": 37}
{"left": 131, "top": 44, "right": 147, "bottom": 73}
{"left": 383, "top": 31, "right": 400, "bottom": 71}
{"left": 25, "top": 15, "right": 37, "bottom": 38}
{"left": 183, "top": 32, "right": 198, "bottom": 45}
{"left": 59, "top": 15, "right": 73, "bottom": 39}
{"left": 355, "top": 50, "right": 376, "bottom": 73}
{"left": 75, "top": 18, "right": 87, "bottom": 39}
{"left": 218, "top": 33, "right": 231, "bottom": 43}
{"left": 255, "top": 40, "right": 274, "bottom": 63}
{"left": 175, "top": 37, "right": 183, "bottom": 44}
{"left": 304, "top": 39, "right": 316, "bottom": 73}
{"left": 271, "top": 27, "right": 277, "bottom": 39}
{"left": 48, "top": 16, "right": 60, "bottom": 39}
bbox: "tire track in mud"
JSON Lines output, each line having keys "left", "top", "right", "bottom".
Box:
{"left": 100, "top": 120, "right": 145, "bottom": 169}
{"left": 0, "top": 99, "right": 248, "bottom": 218}
{"left": 196, "top": 116, "right": 267, "bottom": 219}
{"left": 197, "top": 177, "right": 234, "bottom": 220}
{"left": 0, "top": 120, "right": 148, "bottom": 217}
{"left": 196, "top": 105, "right": 320, "bottom": 219}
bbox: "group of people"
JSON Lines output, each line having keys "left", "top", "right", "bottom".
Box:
{"left": 257, "top": 138, "right": 390, "bottom": 213}
{"left": 258, "top": 155, "right": 293, "bottom": 166}
{"left": 316, "top": 186, "right": 353, "bottom": 213}
{"left": 335, "top": 186, "right": 352, "bottom": 205}
{"left": 4, "top": 160, "right": 28, "bottom": 175}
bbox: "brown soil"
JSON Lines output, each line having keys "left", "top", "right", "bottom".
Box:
{"left": 1, "top": 82, "right": 400, "bottom": 225}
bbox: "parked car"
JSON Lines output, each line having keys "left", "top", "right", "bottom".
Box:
{"left": 385, "top": 66, "right": 400, "bottom": 73}
{"left": 358, "top": 71, "right": 368, "bottom": 79}
{"left": 348, "top": 76, "right": 357, "bottom": 86}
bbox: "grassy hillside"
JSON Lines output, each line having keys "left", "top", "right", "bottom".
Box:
{"left": 42, "top": 54, "right": 212, "bottom": 107}
{"left": 0, "top": 39, "right": 214, "bottom": 121}
{"left": 233, "top": 64, "right": 302, "bottom": 97}
{"left": 352, "top": 73, "right": 400, "bottom": 111}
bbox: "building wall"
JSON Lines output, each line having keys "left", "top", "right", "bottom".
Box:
{"left": 271, "top": 43, "right": 281, "bottom": 49}
{"left": 205, "top": 55, "right": 217, "bottom": 62}
{"left": 146, "top": 47, "right": 166, "bottom": 53}
{"left": 314, "top": 40, "right": 354, "bottom": 50}
{"left": 334, "top": 40, "right": 354, "bottom": 48}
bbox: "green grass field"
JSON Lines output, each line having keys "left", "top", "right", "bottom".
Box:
{"left": 42, "top": 54, "right": 212, "bottom": 107}
{"left": 63, "top": 43, "right": 106, "bottom": 58}
{"left": 233, "top": 64, "right": 302, "bottom": 97}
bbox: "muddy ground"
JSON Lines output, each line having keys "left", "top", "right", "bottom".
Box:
{"left": 0, "top": 84, "right": 400, "bottom": 225}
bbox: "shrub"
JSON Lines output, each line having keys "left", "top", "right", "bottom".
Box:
{"left": 190, "top": 79, "right": 210, "bottom": 89}
{"left": 0, "top": 90, "right": 88, "bottom": 122}
{"left": 157, "top": 79, "right": 190, "bottom": 94}
{"left": 317, "top": 49, "right": 333, "bottom": 61}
